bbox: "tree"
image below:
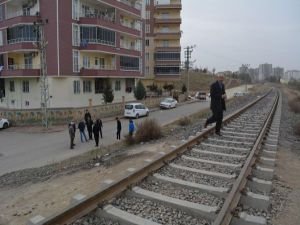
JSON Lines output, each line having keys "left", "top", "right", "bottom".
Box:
{"left": 134, "top": 80, "right": 146, "bottom": 100}
{"left": 102, "top": 79, "right": 114, "bottom": 104}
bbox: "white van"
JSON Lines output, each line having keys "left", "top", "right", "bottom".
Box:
{"left": 124, "top": 103, "right": 149, "bottom": 118}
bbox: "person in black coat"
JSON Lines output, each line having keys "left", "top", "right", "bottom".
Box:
{"left": 116, "top": 117, "right": 122, "bottom": 140}
{"left": 86, "top": 117, "right": 93, "bottom": 140}
{"left": 204, "top": 74, "right": 227, "bottom": 135}
{"left": 93, "top": 120, "right": 100, "bottom": 147}
{"left": 84, "top": 109, "right": 91, "bottom": 124}
{"left": 99, "top": 119, "right": 103, "bottom": 138}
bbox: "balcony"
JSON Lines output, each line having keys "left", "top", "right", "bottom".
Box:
{"left": 154, "top": 17, "right": 181, "bottom": 24}
{"left": 1, "top": 64, "right": 40, "bottom": 77}
{"left": 80, "top": 64, "right": 118, "bottom": 77}
{"left": 155, "top": 46, "right": 181, "bottom": 52}
{"left": 101, "top": 0, "right": 141, "bottom": 16}
{"left": 154, "top": 31, "right": 182, "bottom": 39}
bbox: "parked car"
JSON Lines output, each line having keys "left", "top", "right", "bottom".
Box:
{"left": 195, "top": 91, "right": 207, "bottom": 100}
{"left": 0, "top": 118, "right": 9, "bottom": 129}
{"left": 124, "top": 103, "right": 149, "bottom": 118}
{"left": 160, "top": 97, "right": 178, "bottom": 109}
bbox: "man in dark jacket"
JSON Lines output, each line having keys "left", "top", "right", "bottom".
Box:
{"left": 204, "top": 74, "right": 227, "bottom": 135}
{"left": 93, "top": 120, "right": 100, "bottom": 147}
{"left": 84, "top": 109, "right": 91, "bottom": 124}
{"left": 116, "top": 117, "right": 122, "bottom": 140}
{"left": 99, "top": 119, "right": 103, "bottom": 138}
{"left": 78, "top": 120, "right": 88, "bottom": 142}
{"left": 86, "top": 117, "right": 93, "bottom": 140}
{"left": 68, "top": 121, "right": 76, "bottom": 149}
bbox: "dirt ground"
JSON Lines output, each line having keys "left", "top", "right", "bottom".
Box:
{"left": 0, "top": 141, "right": 179, "bottom": 225}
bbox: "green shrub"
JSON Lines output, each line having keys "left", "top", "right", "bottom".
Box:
{"left": 135, "top": 118, "right": 162, "bottom": 143}
{"left": 288, "top": 96, "right": 300, "bottom": 114}
{"left": 134, "top": 80, "right": 146, "bottom": 100}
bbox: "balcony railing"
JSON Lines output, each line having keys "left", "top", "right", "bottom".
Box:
{"left": 5, "top": 8, "right": 36, "bottom": 19}
{"left": 80, "top": 39, "right": 115, "bottom": 47}
{"left": 119, "top": 0, "right": 142, "bottom": 10}
{"left": 8, "top": 64, "right": 40, "bottom": 70}
{"left": 80, "top": 11, "right": 115, "bottom": 23}
{"left": 120, "top": 44, "right": 140, "bottom": 51}
{"left": 7, "top": 37, "right": 37, "bottom": 44}
{"left": 80, "top": 64, "right": 116, "bottom": 70}
{"left": 120, "top": 20, "right": 141, "bottom": 31}
{"left": 120, "top": 66, "right": 140, "bottom": 71}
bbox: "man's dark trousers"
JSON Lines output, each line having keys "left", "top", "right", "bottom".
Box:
{"left": 206, "top": 109, "right": 223, "bottom": 133}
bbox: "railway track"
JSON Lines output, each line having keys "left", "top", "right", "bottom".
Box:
{"left": 30, "top": 89, "right": 280, "bottom": 225}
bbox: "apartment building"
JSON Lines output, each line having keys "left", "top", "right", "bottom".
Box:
{"left": 258, "top": 63, "right": 273, "bottom": 81}
{"left": 143, "top": 0, "right": 181, "bottom": 87}
{"left": 0, "top": 0, "right": 143, "bottom": 109}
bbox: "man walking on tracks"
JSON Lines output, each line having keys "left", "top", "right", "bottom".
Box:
{"left": 68, "top": 121, "right": 76, "bottom": 149}
{"left": 204, "top": 74, "right": 227, "bottom": 136}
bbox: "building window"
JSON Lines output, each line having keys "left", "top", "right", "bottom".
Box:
{"left": 72, "top": 0, "right": 80, "bottom": 20}
{"left": 145, "top": 39, "right": 149, "bottom": 46}
{"left": 72, "top": 24, "right": 80, "bottom": 46}
{"left": 146, "top": 66, "right": 150, "bottom": 75}
{"left": 154, "top": 66, "right": 180, "bottom": 75}
{"left": 83, "top": 56, "right": 90, "bottom": 68}
{"left": 24, "top": 53, "right": 33, "bottom": 69}
{"left": 146, "top": 0, "right": 150, "bottom": 5}
{"left": 154, "top": 52, "right": 180, "bottom": 60}
{"left": 162, "top": 40, "right": 169, "bottom": 47}
{"left": 25, "top": 101, "right": 30, "bottom": 106}
{"left": 80, "top": 26, "right": 116, "bottom": 46}
{"left": 145, "top": 53, "right": 150, "bottom": 61}
{"left": 120, "top": 56, "right": 139, "bottom": 71}
{"left": 73, "top": 80, "right": 80, "bottom": 94}
{"left": 146, "top": 24, "right": 150, "bottom": 33}
{"left": 95, "top": 78, "right": 104, "bottom": 93}
{"left": 73, "top": 50, "right": 79, "bottom": 72}
{"left": 11, "top": 100, "right": 15, "bottom": 105}
{"left": 115, "top": 80, "right": 121, "bottom": 91}
{"left": 10, "top": 81, "right": 15, "bottom": 92}
{"left": 125, "top": 78, "right": 134, "bottom": 93}
{"left": 83, "top": 80, "right": 92, "bottom": 93}
{"left": 0, "top": 30, "right": 3, "bottom": 46}
{"left": 22, "top": 80, "right": 30, "bottom": 93}
{"left": 7, "top": 25, "right": 37, "bottom": 44}
{"left": 0, "top": 5, "right": 4, "bottom": 21}
{"left": 146, "top": 11, "right": 150, "bottom": 19}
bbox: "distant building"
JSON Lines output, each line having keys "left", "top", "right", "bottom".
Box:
{"left": 239, "top": 65, "right": 249, "bottom": 74}
{"left": 248, "top": 68, "right": 259, "bottom": 82}
{"left": 284, "top": 70, "right": 300, "bottom": 81}
{"left": 259, "top": 63, "right": 273, "bottom": 80}
{"left": 273, "top": 67, "right": 284, "bottom": 78}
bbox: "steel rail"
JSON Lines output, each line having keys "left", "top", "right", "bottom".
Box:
{"left": 39, "top": 90, "right": 272, "bottom": 225}
{"left": 213, "top": 90, "right": 279, "bottom": 225}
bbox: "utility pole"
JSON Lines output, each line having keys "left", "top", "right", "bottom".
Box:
{"left": 34, "top": 17, "right": 49, "bottom": 128}
{"left": 184, "top": 45, "right": 195, "bottom": 95}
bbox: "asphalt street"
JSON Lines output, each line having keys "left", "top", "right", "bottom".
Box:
{"left": 0, "top": 85, "right": 249, "bottom": 175}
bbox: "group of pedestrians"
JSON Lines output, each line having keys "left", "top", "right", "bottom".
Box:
{"left": 68, "top": 110, "right": 103, "bottom": 149}
{"left": 68, "top": 110, "right": 135, "bottom": 149}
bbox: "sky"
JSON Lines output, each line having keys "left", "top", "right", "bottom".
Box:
{"left": 181, "top": 0, "right": 300, "bottom": 72}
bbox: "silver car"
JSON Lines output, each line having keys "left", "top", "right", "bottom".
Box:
{"left": 160, "top": 98, "right": 178, "bottom": 109}
{"left": 0, "top": 118, "right": 10, "bottom": 129}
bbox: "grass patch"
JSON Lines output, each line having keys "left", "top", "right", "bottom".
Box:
{"left": 288, "top": 96, "right": 300, "bottom": 114}
{"left": 178, "top": 116, "right": 192, "bottom": 126}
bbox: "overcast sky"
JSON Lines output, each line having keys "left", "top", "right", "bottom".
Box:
{"left": 181, "top": 0, "right": 300, "bottom": 72}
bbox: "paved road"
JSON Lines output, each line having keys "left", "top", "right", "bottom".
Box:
{"left": 0, "top": 85, "right": 250, "bottom": 175}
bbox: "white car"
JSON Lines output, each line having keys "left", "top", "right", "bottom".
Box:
{"left": 0, "top": 118, "right": 10, "bottom": 129}
{"left": 160, "top": 97, "right": 178, "bottom": 109}
{"left": 124, "top": 103, "right": 149, "bottom": 118}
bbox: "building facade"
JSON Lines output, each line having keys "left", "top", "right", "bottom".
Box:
{"left": 258, "top": 63, "right": 272, "bottom": 81}
{"left": 273, "top": 67, "right": 284, "bottom": 78}
{"left": 0, "top": 0, "right": 145, "bottom": 109}
{"left": 283, "top": 70, "right": 300, "bottom": 81}
{"left": 143, "top": 0, "right": 181, "bottom": 87}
